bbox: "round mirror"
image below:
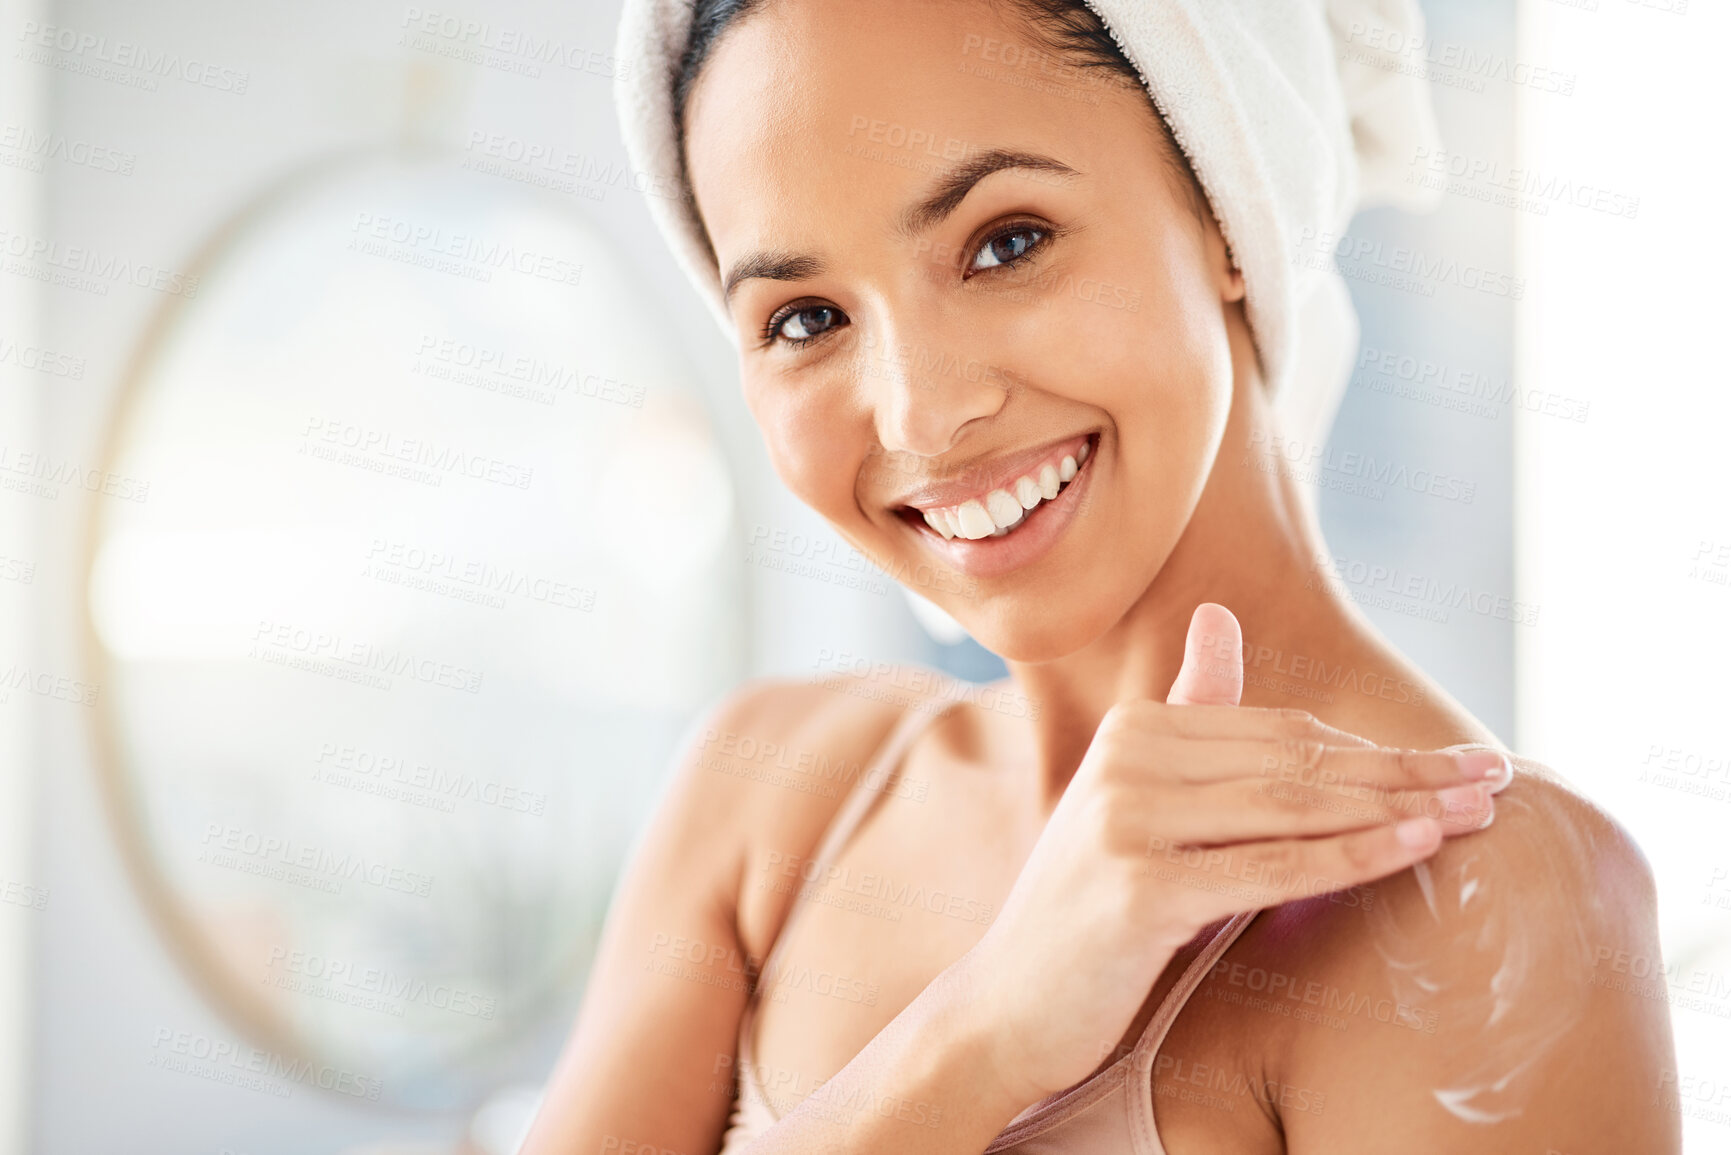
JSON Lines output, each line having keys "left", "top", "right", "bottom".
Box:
{"left": 81, "top": 152, "right": 745, "bottom": 1109}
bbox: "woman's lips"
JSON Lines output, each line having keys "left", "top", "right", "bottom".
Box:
{"left": 894, "top": 433, "right": 1093, "bottom": 516}
{"left": 914, "top": 436, "right": 1091, "bottom": 541}
{"left": 898, "top": 433, "right": 1099, "bottom": 581}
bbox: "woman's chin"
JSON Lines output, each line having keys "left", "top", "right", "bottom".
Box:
{"left": 949, "top": 603, "right": 1121, "bottom": 667}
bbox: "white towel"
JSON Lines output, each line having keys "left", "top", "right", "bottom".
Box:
{"left": 612, "top": 0, "right": 1441, "bottom": 452}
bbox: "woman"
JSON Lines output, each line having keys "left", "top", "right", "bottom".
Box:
{"left": 522, "top": 0, "right": 1677, "bottom": 1151}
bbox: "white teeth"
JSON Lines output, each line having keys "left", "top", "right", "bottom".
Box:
{"left": 986, "top": 489, "right": 1023, "bottom": 529}
{"left": 956, "top": 499, "right": 997, "bottom": 539}
{"left": 1038, "top": 463, "right": 1060, "bottom": 500}
{"left": 916, "top": 442, "right": 1092, "bottom": 542}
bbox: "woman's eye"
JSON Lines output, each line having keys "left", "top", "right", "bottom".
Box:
{"left": 970, "top": 226, "right": 1047, "bottom": 273}
{"left": 771, "top": 304, "right": 845, "bottom": 345}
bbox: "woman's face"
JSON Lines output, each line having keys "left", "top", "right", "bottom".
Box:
{"left": 685, "top": 0, "right": 1245, "bottom": 662}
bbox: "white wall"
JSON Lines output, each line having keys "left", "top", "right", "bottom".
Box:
{"left": 0, "top": 0, "right": 47, "bottom": 1150}
{"left": 1516, "top": 1, "right": 1731, "bottom": 1149}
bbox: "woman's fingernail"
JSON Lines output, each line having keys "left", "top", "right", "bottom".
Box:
{"left": 1436, "top": 783, "right": 1490, "bottom": 820}
{"left": 1455, "top": 751, "right": 1506, "bottom": 780}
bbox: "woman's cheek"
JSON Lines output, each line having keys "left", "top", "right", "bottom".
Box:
{"left": 754, "top": 383, "right": 861, "bottom": 515}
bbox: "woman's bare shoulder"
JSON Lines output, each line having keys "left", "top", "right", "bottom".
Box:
{"left": 1224, "top": 763, "right": 1678, "bottom": 1152}
{"left": 668, "top": 667, "right": 952, "bottom": 950}
{"left": 681, "top": 667, "right": 955, "bottom": 802}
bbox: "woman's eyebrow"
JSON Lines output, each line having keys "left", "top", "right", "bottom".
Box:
{"left": 895, "top": 148, "right": 1080, "bottom": 239}
{"left": 720, "top": 148, "right": 1079, "bottom": 304}
{"left": 721, "top": 252, "right": 826, "bottom": 304}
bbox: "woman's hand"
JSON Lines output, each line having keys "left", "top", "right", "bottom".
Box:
{"left": 957, "top": 603, "right": 1511, "bottom": 1109}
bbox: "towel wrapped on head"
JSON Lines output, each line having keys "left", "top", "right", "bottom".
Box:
{"left": 611, "top": 0, "right": 1442, "bottom": 454}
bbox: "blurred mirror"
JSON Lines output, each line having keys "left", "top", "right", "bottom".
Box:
{"left": 81, "top": 152, "right": 745, "bottom": 1110}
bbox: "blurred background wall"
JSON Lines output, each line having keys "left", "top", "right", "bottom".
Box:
{"left": 0, "top": 0, "right": 1724, "bottom": 1152}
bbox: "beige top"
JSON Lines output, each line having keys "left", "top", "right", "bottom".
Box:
{"left": 715, "top": 692, "right": 1259, "bottom": 1154}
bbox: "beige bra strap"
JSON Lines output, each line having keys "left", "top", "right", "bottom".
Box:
{"left": 1130, "top": 909, "right": 1259, "bottom": 1068}
{"left": 753, "top": 685, "right": 967, "bottom": 986}
{"left": 817, "top": 698, "right": 952, "bottom": 862}
{"left": 735, "top": 683, "right": 969, "bottom": 1116}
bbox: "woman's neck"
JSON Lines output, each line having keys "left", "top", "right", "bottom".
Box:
{"left": 1002, "top": 317, "right": 1494, "bottom": 807}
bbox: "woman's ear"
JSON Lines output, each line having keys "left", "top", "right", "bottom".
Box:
{"left": 1222, "top": 258, "right": 1245, "bottom": 304}
{"left": 1202, "top": 213, "right": 1246, "bottom": 304}
{"left": 1216, "top": 232, "right": 1246, "bottom": 304}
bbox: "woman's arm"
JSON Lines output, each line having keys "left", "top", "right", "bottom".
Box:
{"left": 516, "top": 689, "right": 764, "bottom": 1154}
{"left": 518, "top": 678, "right": 910, "bottom": 1155}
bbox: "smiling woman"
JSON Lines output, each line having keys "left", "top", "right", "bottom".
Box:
{"left": 687, "top": 7, "right": 1238, "bottom": 659}
{"left": 519, "top": 1, "right": 1679, "bottom": 1153}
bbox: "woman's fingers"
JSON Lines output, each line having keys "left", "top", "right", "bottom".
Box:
{"left": 1164, "top": 602, "right": 1244, "bottom": 707}
{"left": 1145, "top": 818, "right": 1446, "bottom": 911}
{"left": 1105, "top": 701, "right": 1348, "bottom": 742}
{"left": 1131, "top": 734, "right": 1508, "bottom": 790}
{"left": 1253, "top": 742, "right": 1507, "bottom": 792}
{"left": 1106, "top": 699, "right": 1396, "bottom": 753}
{"left": 1138, "top": 774, "right": 1492, "bottom": 845}
{"left": 1135, "top": 772, "right": 1488, "bottom": 845}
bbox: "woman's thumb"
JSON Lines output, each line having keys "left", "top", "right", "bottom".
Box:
{"left": 1165, "top": 603, "right": 1244, "bottom": 706}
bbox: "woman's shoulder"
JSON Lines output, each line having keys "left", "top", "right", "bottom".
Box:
{"left": 668, "top": 668, "right": 921, "bottom": 823}
{"left": 1487, "top": 751, "right": 1649, "bottom": 868}
{"left": 1280, "top": 754, "right": 1660, "bottom": 1009}
{"left": 1418, "top": 751, "right": 1656, "bottom": 938}
{"left": 1224, "top": 755, "right": 1658, "bottom": 992}
{"left": 686, "top": 662, "right": 966, "bottom": 786}
{"left": 664, "top": 665, "right": 960, "bottom": 951}
{"left": 1223, "top": 757, "right": 1675, "bottom": 1148}
{"left": 1440, "top": 747, "right": 1652, "bottom": 885}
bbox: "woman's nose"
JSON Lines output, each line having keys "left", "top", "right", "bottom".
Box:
{"left": 863, "top": 321, "right": 1009, "bottom": 458}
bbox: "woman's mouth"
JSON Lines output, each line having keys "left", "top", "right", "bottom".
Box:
{"left": 915, "top": 438, "right": 1091, "bottom": 540}
{"left": 894, "top": 432, "right": 1099, "bottom": 580}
